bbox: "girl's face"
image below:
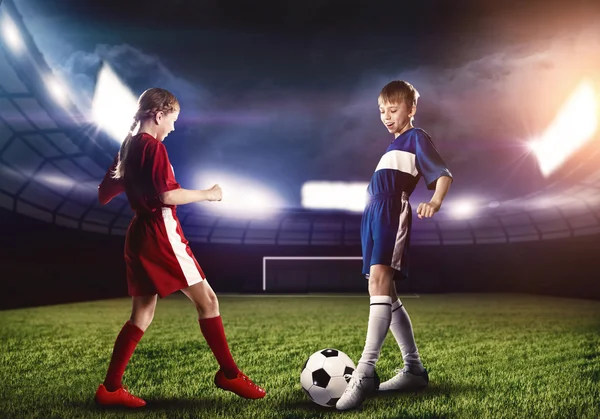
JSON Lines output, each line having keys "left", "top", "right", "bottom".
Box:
{"left": 156, "top": 111, "right": 179, "bottom": 141}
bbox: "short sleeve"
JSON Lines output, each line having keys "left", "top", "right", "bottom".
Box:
{"left": 147, "top": 141, "right": 180, "bottom": 196}
{"left": 98, "top": 154, "right": 124, "bottom": 205}
{"left": 415, "top": 131, "right": 452, "bottom": 190}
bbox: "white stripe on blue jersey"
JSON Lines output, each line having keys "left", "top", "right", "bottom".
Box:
{"left": 367, "top": 128, "right": 452, "bottom": 197}
{"left": 374, "top": 150, "right": 418, "bottom": 177}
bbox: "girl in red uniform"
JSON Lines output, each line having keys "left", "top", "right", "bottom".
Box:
{"left": 95, "top": 88, "right": 266, "bottom": 408}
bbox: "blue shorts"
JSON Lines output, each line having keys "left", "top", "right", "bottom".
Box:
{"left": 361, "top": 192, "right": 412, "bottom": 280}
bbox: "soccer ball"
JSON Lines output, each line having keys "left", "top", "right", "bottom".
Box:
{"left": 300, "top": 348, "right": 356, "bottom": 407}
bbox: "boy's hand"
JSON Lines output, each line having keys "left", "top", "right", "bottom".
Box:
{"left": 417, "top": 200, "right": 441, "bottom": 219}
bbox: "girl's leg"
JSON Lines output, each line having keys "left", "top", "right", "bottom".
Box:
{"left": 181, "top": 281, "right": 236, "bottom": 376}
{"left": 103, "top": 295, "right": 157, "bottom": 390}
{"left": 96, "top": 295, "right": 157, "bottom": 408}
{"left": 181, "top": 281, "right": 266, "bottom": 399}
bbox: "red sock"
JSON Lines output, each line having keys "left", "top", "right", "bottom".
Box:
{"left": 199, "top": 316, "right": 239, "bottom": 378}
{"left": 103, "top": 321, "right": 144, "bottom": 392}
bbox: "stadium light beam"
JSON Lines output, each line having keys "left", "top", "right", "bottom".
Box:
{"left": 531, "top": 80, "right": 598, "bottom": 177}
{"left": 39, "top": 174, "right": 75, "bottom": 190}
{"left": 44, "top": 75, "right": 70, "bottom": 108}
{"left": 197, "top": 172, "right": 285, "bottom": 216}
{"left": 449, "top": 200, "right": 477, "bottom": 219}
{"left": 92, "top": 63, "right": 138, "bottom": 142}
{"left": 302, "top": 181, "right": 368, "bottom": 212}
{"left": 1, "top": 15, "right": 24, "bottom": 53}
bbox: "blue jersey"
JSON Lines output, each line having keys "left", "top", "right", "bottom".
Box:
{"left": 361, "top": 127, "right": 452, "bottom": 279}
{"left": 367, "top": 128, "right": 452, "bottom": 198}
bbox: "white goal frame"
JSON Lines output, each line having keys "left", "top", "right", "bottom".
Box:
{"left": 262, "top": 256, "right": 363, "bottom": 291}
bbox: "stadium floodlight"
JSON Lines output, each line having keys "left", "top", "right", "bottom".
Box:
{"left": 39, "top": 174, "right": 75, "bottom": 190}
{"left": 1, "top": 15, "right": 24, "bottom": 53}
{"left": 44, "top": 75, "right": 70, "bottom": 108}
{"left": 302, "top": 181, "right": 368, "bottom": 212}
{"left": 449, "top": 199, "right": 477, "bottom": 219}
{"left": 530, "top": 80, "right": 598, "bottom": 177}
{"left": 92, "top": 62, "right": 138, "bottom": 142}
{"left": 197, "top": 172, "right": 284, "bottom": 216}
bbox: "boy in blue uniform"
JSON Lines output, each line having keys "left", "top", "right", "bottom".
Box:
{"left": 337, "top": 81, "right": 453, "bottom": 411}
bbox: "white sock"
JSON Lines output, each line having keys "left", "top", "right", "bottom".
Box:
{"left": 389, "top": 299, "right": 424, "bottom": 373}
{"left": 356, "top": 296, "right": 392, "bottom": 377}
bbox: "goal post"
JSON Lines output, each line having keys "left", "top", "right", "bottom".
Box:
{"left": 262, "top": 256, "right": 365, "bottom": 293}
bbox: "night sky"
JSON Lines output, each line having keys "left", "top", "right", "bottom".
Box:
{"left": 12, "top": 0, "right": 600, "bottom": 207}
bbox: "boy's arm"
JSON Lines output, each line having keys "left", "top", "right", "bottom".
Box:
{"left": 414, "top": 131, "right": 453, "bottom": 219}
{"left": 416, "top": 175, "right": 452, "bottom": 219}
{"left": 98, "top": 155, "right": 124, "bottom": 205}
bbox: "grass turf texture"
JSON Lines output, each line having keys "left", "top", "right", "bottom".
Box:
{"left": 1, "top": 294, "right": 599, "bottom": 419}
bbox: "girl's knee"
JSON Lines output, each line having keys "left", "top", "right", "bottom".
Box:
{"left": 203, "top": 296, "right": 219, "bottom": 314}
{"left": 195, "top": 293, "right": 219, "bottom": 316}
{"left": 130, "top": 314, "right": 153, "bottom": 331}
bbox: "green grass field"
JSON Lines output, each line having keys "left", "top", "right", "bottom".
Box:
{"left": 1, "top": 293, "right": 599, "bottom": 419}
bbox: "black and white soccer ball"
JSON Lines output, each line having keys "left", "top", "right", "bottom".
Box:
{"left": 300, "top": 348, "right": 356, "bottom": 407}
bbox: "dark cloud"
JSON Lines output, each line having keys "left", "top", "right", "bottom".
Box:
{"left": 14, "top": 0, "right": 600, "bottom": 207}
{"left": 172, "top": 24, "right": 600, "bottom": 204}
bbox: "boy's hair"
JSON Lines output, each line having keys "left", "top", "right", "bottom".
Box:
{"left": 112, "top": 88, "right": 180, "bottom": 179}
{"left": 378, "top": 80, "right": 420, "bottom": 108}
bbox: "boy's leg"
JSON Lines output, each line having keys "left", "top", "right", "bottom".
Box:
{"left": 337, "top": 264, "right": 393, "bottom": 411}
{"left": 388, "top": 282, "right": 424, "bottom": 373}
{"left": 356, "top": 265, "right": 395, "bottom": 376}
{"left": 379, "top": 283, "right": 428, "bottom": 392}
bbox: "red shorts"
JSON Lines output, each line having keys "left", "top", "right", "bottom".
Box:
{"left": 125, "top": 207, "right": 205, "bottom": 298}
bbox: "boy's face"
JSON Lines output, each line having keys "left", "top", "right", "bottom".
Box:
{"left": 379, "top": 99, "right": 415, "bottom": 135}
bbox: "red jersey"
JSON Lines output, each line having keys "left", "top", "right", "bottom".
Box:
{"left": 98, "top": 133, "right": 181, "bottom": 214}
{"left": 98, "top": 133, "right": 205, "bottom": 298}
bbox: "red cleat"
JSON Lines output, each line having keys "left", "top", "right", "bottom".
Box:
{"left": 214, "top": 370, "right": 267, "bottom": 399}
{"left": 94, "top": 384, "right": 146, "bottom": 408}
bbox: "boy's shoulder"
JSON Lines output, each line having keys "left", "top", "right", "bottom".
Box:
{"left": 412, "top": 127, "right": 432, "bottom": 140}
